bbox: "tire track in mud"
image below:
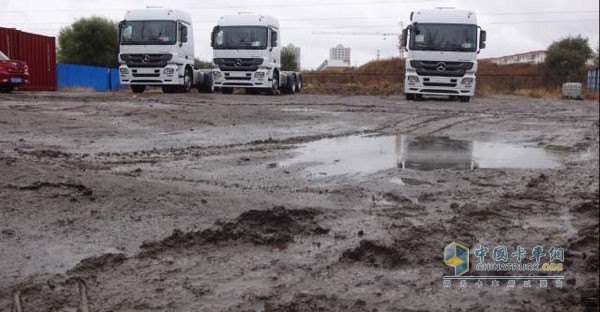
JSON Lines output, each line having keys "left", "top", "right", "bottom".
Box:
{"left": 1, "top": 206, "right": 333, "bottom": 310}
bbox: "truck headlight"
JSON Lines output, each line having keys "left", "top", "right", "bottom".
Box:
{"left": 119, "top": 68, "right": 130, "bottom": 75}
{"left": 164, "top": 68, "right": 175, "bottom": 75}
{"left": 254, "top": 72, "right": 265, "bottom": 80}
{"left": 407, "top": 76, "right": 420, "bottom": 84}
{"left": 461, "top": 78, "right": 474, "bottom": 85}
{"left": 212, "top": 71, "right": 222, "bottom": 79}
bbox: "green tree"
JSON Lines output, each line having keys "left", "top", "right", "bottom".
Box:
{"left": 544, "top": 36, "right": 593, "bottom": 79}
{"left": 281, "top": 47, "right": 299, "bottom": 71}
{"left": 593, "top": 45, "right": 599, "bottom": 69}
{"left": 58, "top": 16, "right": 118, "bottom": 68}
{"left": 194, "top": 58, "right": 212, "bottom": 69}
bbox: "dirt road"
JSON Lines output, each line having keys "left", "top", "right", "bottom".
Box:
{"left": 0, "top": 91, "right": 598, "bottom": 311}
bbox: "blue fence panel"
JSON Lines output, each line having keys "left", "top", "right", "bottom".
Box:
{"left": 588, "top": 69, "right": 599, "bottom": 92}
{"left": 57, "top": 64, "right": 120, "bottom": 92}
{"left": 109, "top": 68, "right": 121, "bottom": 91}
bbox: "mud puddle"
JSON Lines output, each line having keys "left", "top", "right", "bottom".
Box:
{"left": 280, "top": 134, "right": 582, "bottom": 176}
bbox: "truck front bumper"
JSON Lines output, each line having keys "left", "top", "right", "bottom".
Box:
{"left": 212, "top": 69, "right": 270, "bottom": 89}
{"left": 119, "top": 65, "right": 184, "bottom": 85}
{"left": 404, "top": 74, "right": 476, "bottom": 97}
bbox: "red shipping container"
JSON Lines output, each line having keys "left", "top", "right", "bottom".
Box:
{"left": 0, "top": 27, "right": 56, "bottom": 91}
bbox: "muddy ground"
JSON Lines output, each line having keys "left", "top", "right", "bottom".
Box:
{"left": 0, "top": 91, "right": 598, "bottom": 311}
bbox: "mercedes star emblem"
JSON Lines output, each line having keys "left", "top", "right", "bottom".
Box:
{"left": 436, "top": 62, "right": 447, "bottom": 72}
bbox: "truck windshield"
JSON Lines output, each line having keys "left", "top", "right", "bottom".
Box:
{"left": 120, "top": 21, "right": 177, "bottom": 45}
{"left": 213, "top": 26, "right": 268, "bottom": 50}
{"left": 409, "top": 23, "right": 477, "bottom": 52}
{"left": 0, "top": 51, "right": 8, "bottom": 60}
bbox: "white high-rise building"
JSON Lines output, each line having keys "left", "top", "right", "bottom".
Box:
{"left": 330, "top": 44, "right": 351, "bottom": 63}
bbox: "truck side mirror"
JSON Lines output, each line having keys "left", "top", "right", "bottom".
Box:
{"left": 211, "top": 26, "right": 219, "bottom": 47}
{"left": 271, "top": 31, "right": 278, "bottom": 48}
{"left": 401, "top": 28, "right": 408, "bottom": 49}
{"left": 479, "top": 30, "right": 487, "bottom": 49}
{"left": 118, "top": 21, "right": 125, "bottom": 40}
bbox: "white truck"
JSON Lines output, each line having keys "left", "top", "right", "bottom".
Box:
{"left": 117, "top": 8, "right": 212, "bottom": 94}
{"left": 210, "top": 14, "right": 303, "bottom": 95}
{"left": 401, "top": 8, "right": 487, "bottom": 102}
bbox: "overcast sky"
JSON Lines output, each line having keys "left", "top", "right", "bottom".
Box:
{"left": 1, "top": 0, "right": 598, "bottom": 69}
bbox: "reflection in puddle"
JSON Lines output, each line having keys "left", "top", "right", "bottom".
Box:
{"left": 280, "top": 135, "right": 573, "bottom": 176}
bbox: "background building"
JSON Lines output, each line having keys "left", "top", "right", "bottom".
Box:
{"left": 318, "top": 44, "right": 352, "bottom": 71}
{"left": 330, "top": 44, "right": 351, "bottom": 63}
{"left": 488, "top": 50, "right": 547, "bottom": 65}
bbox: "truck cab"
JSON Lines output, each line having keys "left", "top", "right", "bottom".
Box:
{"left": 118, "top": 8, "right": 198, "bottom": 93}
{"left": 402, "top": 8, "right": 486, "bottom": 102}
{"left": 211, "top": 14, "right": 302, "bottom": 95}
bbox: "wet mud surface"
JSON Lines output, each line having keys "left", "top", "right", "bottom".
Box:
{"left": 0, "top": 92, "right": 598, "bottom": 311}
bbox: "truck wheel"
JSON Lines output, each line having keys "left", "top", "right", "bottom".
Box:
{"left": 131, "top": 85, "right": 145, "bottom": 94}
{"left": 267, "top": 72, "right": 279, "bottom": 95}
{"left": 0, "top": 85, "right": 14, "bottom": 93}
{"left": 221, "top": 87, "right": 234, "bottom": 94}
{"left": 295, "top": 74, "right": 303, "bottom": 93}
{"left": 405, "top": 93, "right": 415, "bottom": 101}
{"left": 198, "top": 73, "right": 213, "bottom": 93}
{"left": 459, "top": 96, "right": 471, "bottom": 102}
{"left": 283, "top": 75, "right": 296, "bottom": 94}
{"left": 179, "top": 68, "right": 193, "bottom": 93}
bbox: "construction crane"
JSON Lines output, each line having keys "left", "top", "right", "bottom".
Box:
{"left": 312, "top": 22, "right": 406, "bottom": 59}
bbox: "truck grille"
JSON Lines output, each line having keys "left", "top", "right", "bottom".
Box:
{"left": 132, "top": 73, "right": 161, "bottom": 78}
{"left": 214, "top": 58, "right": 264, "bottom": 72}
{"left": 411, "top": 61, "right": 474, "bottom": 77}
{"left": 423, "top": 82, "right": 457, "bottom": 87}
{"left": 121, "top": 54, "right": 172, "bottom": 68}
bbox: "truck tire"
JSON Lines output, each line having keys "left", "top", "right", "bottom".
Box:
{"left": 459, "top": 96, "right": 470, "bottom": 102}
{"left": 405, "top": 93, "right": 415, "bottom": 100}
{"left": 283, "top": 75, "right": 296, "bottom": 94}
{"left": 267, "top": 71, "right": 279, "bottom": 96}
{"left": 221, "top": 87, "right": 234, "bottom": 94}
{"left": 295, "top": 74, "right": 303, "bottom": 93}
{"left": 131, "top": 85, "right": 145, "bottom": 94}
{"left": 198, "top": 73, "right": 213, "bottom": 93}
{"left": 0, "top": 85, "right": 14, "bottom": 93}
{"left": 179, "top": 68, "right": 193, "bottom": 93}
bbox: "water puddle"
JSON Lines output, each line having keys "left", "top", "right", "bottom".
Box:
{"left": 280, "top": 135, "right": 579, "bottom": 176}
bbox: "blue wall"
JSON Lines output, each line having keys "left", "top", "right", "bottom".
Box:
{"left": 588, "top": 69, "right": 599, "bottom": 92}
{"left": 57, "top": 64, "right": 121, "bottom": 92}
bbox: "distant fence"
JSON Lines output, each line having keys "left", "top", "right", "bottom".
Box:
{"left": 303, "top": 72, "right": 593, "bottom": 93}
{"left": 57, "top": 64, "right": 121, "bottom": 92}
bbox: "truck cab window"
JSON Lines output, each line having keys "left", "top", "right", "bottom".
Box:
{"left": 212, "top": 26, "right": 268, "bottom": 50}
{"left": 180, "top": 24, "right": 188, "bottom": 43}
{"left": 271, "top": 30, "right": 278, "bottom": 47}
{"left": 409, "top": 23, "right": 477, "bottom": 52}
{"left": 120, "top": 21, "right": 177, "bottom": 45}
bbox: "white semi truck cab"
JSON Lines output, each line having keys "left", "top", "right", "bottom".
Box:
{"left": 401, "top": 8, "right": 486, "bottom": 102}
{"left": 118, "top": 8, "right": 212, "bottom": 94}
{"left": 211, "top": 14, "right": 302, "bottom": 95}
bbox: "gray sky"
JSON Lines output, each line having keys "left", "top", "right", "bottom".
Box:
{"left": 1, "top": 0, "right": 599, "bottom": 69}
